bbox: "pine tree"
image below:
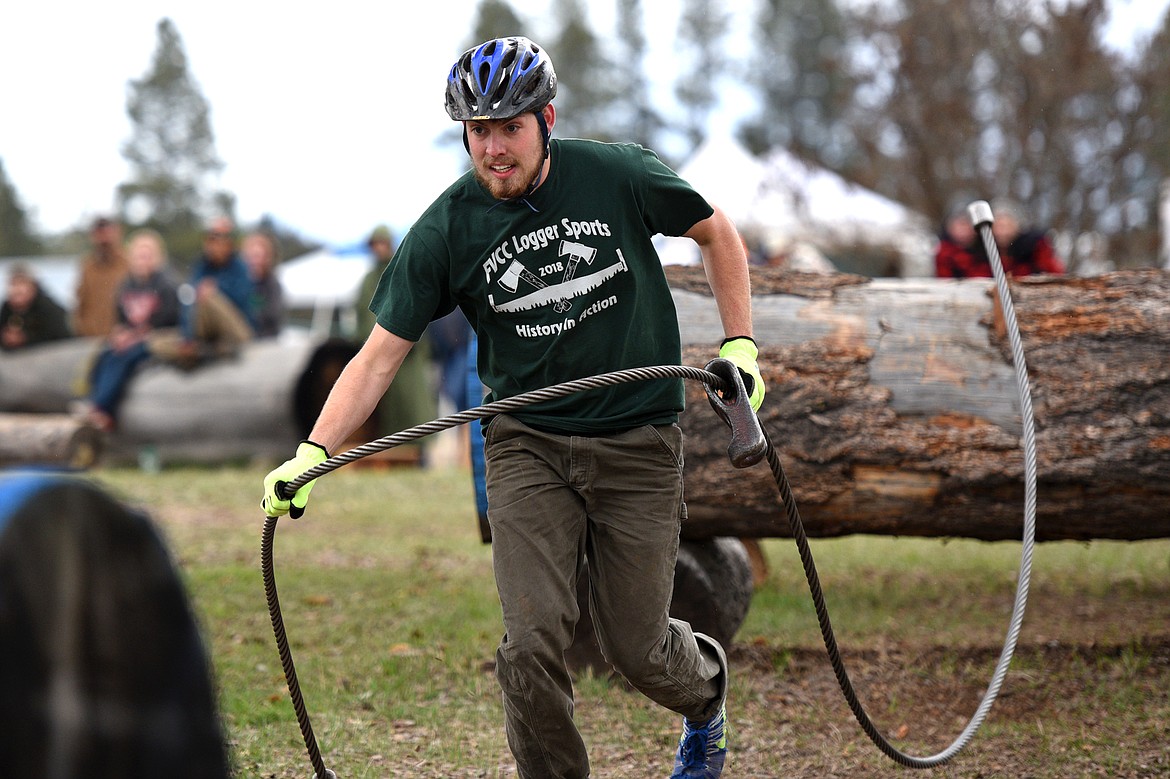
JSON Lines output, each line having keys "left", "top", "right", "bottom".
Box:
{"left": 118, "top": 18, "right": 234, "bottom": 248}
{"left": 0, "top": 158, "right": 42, "bottom": 256}
{"left": 467, "top": 0, "right": 529, "bottom": 43}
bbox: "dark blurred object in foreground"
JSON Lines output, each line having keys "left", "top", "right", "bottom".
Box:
{"left": 0, "top": 471, "right": 231, "bottom": 778}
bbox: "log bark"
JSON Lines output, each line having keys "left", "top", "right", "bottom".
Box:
{"left": 669, "top": 266, "right": 1170, "bottom": 542}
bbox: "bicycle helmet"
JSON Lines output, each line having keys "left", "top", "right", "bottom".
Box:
{"left": 446, "top": 37, "right": 557, "bottom": 121}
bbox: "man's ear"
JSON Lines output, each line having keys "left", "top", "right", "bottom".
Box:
{"left": 542, "top": 103, "right": 556, "bottom": 133}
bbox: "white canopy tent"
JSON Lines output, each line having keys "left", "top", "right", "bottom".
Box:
{"left": 275, "top": 243, "right": 373, "bottom": 336}
{"left": 655, "top": 135, "right": 935, "bottom": 276}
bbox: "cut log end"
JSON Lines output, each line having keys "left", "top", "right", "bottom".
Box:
{"left": 0, "top": 413, "right": 103, "bottom": 469}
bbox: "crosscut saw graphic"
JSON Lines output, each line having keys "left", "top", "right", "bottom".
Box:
{"left": 489, "top": 247, "right": 627, "bottom": 314}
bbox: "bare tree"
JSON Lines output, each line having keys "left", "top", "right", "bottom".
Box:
{"left": 729, "top": 0, "right": 1169, "bottom": 270}
{"left": 674, "top": 0, "right": 732, "bottom": 155}
{"left": 842, "top": 0, "right": 993, "bottom": 220}
{"left": 839, "top": 0, "right": 1162, "bottom": 269}
{"left": 612, "top": 0, "right": 664, "bottom": 150}
{"left": 739, "top": 0, "right": 857, "bottom": 169}
{"left": 1109, "top": 10, "right": 1170, "bottom": 267}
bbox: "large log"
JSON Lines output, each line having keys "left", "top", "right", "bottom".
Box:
{"left": 0, "top": 338, "right": 102, "bottom": 414}
{"left": 0, "top": 334, "right": 346, "bottom": 464}
{"left": 4, "top": 270, "right": 1166, "bottom": 542}
{"left": 669, "top": 266, "right": 1170, "bottom": 542}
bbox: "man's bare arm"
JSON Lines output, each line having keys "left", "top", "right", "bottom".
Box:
{"left": 684, "top": 205, "right": 753, "bottom": 339}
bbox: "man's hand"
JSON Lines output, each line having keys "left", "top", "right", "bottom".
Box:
{"left": 261, "top": 441, "right": 329, "bottom": 518}
{"left": 718, "top": 337, "right": 765, "bottom": 412}
{"left": 196, "top": 277, "right": 219, "bottom": 303}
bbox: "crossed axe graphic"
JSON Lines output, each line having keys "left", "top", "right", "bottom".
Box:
{"left": 496, "top": 240, "right": 597, "bottom": 313}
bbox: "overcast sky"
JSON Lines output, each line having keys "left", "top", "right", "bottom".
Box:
{"left": 0, "top": 0, "right": 1164, "bottom": 248}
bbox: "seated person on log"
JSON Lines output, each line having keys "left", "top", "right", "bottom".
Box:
{"left": 151, "top": 216, "right": 256, "bottom": 367}
{"left": 0, "top": 263, "right": 72, "bottom": 351}
{"left": 242, "top": 230, "right": 286, "bottom": 338}
{"left": 81, "top": 228, "right": 181, "bottom": 432}
{"left": 72, "top": 215, "right": 129, "bottom": 339}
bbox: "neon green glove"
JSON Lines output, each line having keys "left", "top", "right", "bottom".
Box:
{"left": 718, "top": 336, "right": 765, "bottom": 412}
{"left": 261, "top": 441, "right": 329, "bottom": 518}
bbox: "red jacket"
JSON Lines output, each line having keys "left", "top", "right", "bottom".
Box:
{"left": 935, "top": 230, "right": 1065, "bottom": 279}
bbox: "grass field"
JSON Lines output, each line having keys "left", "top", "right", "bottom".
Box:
{"left": 92, "top": 464, "right": 1170, "bottom": 778}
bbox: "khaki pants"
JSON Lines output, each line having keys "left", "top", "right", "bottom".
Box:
{"left": 148, "top": 290, "right": 253, "bottom": 363}
{"left": 483, "top": 414, "right": 727, "bottom": 779}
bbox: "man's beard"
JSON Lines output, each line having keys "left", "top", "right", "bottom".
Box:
{"left": 474, "top": 152, "right": 545, "bottom": 200}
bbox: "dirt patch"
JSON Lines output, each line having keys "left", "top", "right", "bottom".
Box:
{"left": 717, "top": 636, "right": 1170, "bottom": 778}
{"left": 573, "top": 634, "right": 1170, "bottom": 778}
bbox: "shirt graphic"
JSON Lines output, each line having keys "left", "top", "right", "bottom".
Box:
{"left": 488, "top": 240, "right": 627, "bottom": 314}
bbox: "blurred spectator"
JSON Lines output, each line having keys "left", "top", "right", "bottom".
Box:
{"left": 355, "top": 224, "right": 436, "bottom": 464}
{"left": 188, "top": 216, "right": 256, "bottom": 330}
{"left": 152, "top": 216, "right": 254, "bottom": 367}
{"left": 81, "top": 229, "right": 181, "bottom": 432}
{"left": 933, "top": 206, "right": 981, "bottom": 279}
{"left": 427, "top": 308, "right": 473, "bottom": 411}
{"left": 992, "top": 200, "right": 1066, "bottom": 276}
{"left": 1, "top": 263, "right": 72, "bottom": 351}
{"left": 356, "top": 224, "right": 396, "bottom": 337}
{"left": 242, "top": 230, "right": 286, "bottom": 338}
{"left": 425, "top": 307, "right": 474, "bottom": 468}
{"left": 761, "top": 233, "right": 836, "bottom": 274}
{"left": 0, "top": 471, "right": 231, "bottom": 777}
{"left": 73, "top": 215, "right": 129, "bottom": 337}
{"left": 935, "top": 201, "right": 1065, "bottom": 278}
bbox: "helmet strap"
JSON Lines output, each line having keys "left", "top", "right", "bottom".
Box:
{"left": 536, "top": 109, "right": 551, "bottom": 157}
{"left": 522, "top": 109, "right": 552, "bottom": 197}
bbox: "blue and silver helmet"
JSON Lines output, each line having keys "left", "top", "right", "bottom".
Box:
{"left": 445, "top": 36, "right": 558, "bottom": 121}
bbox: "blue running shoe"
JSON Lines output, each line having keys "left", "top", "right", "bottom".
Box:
{"left": 670, "top": 703, "right": 727, "bottom": 778}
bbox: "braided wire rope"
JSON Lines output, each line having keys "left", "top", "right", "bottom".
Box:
{"left": 263, "top": 365, "right": 719, "bottom": 779}
{"left": 279, "top": 365, "right": 720, "bottom": 494}
{"left": 262, "top": 515, "right": 333, "bottom": 779}
{"left": 262, "top": 227, "right": 1038, "bottom": 773}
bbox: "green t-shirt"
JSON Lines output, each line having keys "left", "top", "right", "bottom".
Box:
{"left": 370, "top": 138, "right": 713, "bottom": 433}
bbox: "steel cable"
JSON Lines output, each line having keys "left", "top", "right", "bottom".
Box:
{"left": 262, "top": 233, "right": 1037, "bottom": 773}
